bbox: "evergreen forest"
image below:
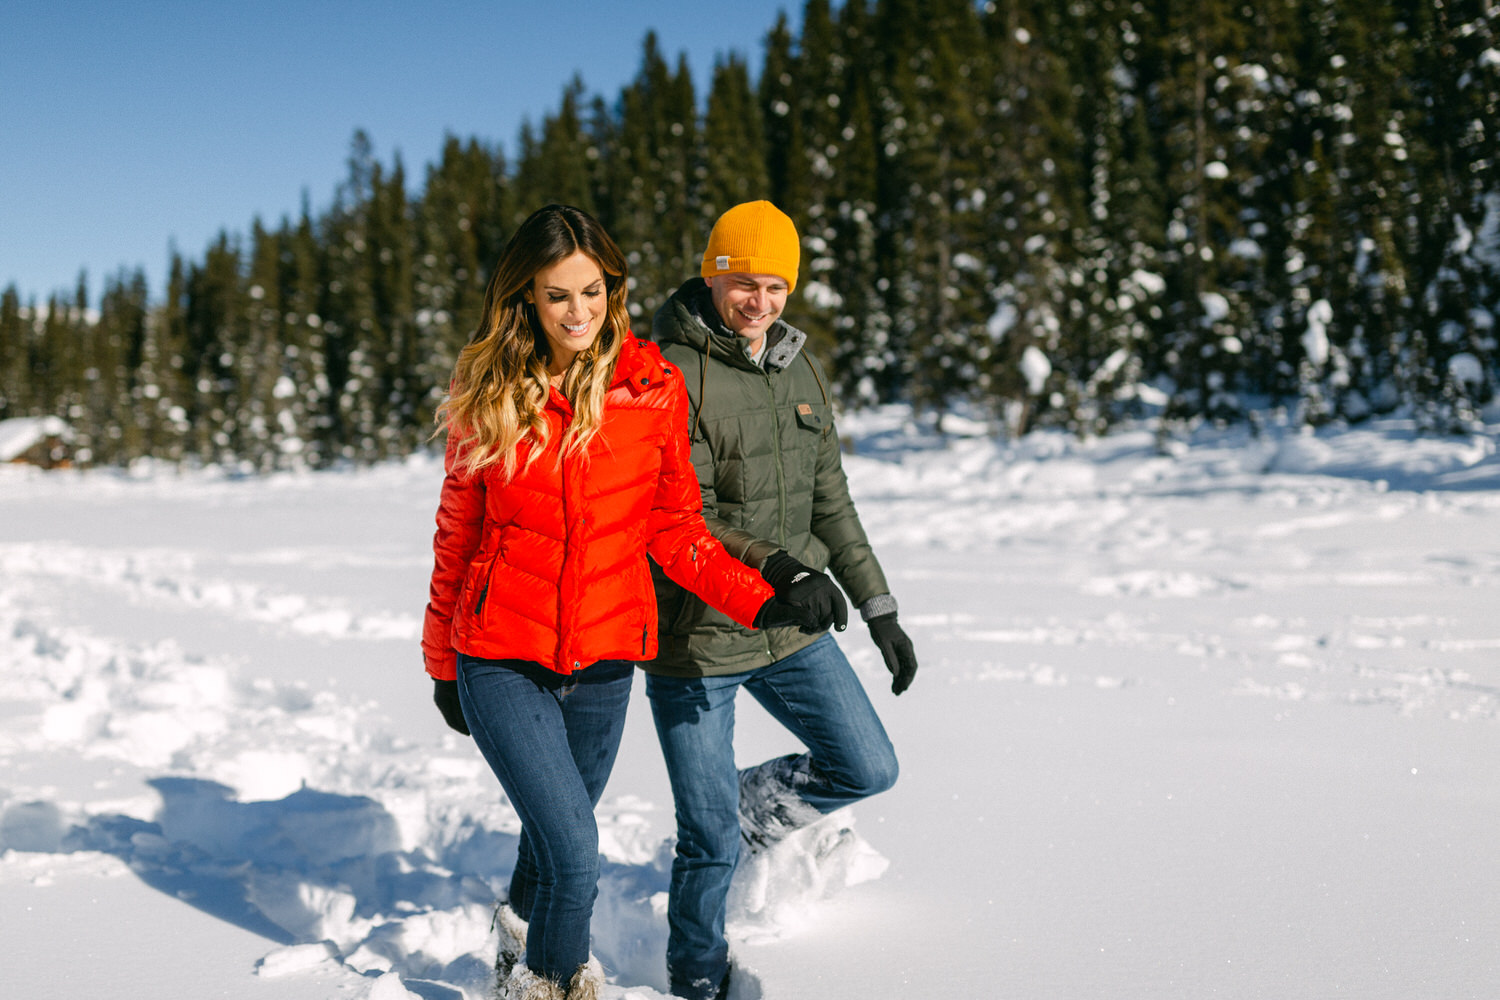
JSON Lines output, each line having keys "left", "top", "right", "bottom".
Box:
{"left": 3, "top": 0, "right": 1499, "bottom": 469}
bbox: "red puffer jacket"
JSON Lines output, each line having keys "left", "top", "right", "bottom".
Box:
{"left": 422, "top": 336, "right": 773, "bottom": 680}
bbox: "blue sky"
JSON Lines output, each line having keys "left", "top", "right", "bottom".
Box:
{"left": 1, "top": 1, "right": 801, "bottom": 303}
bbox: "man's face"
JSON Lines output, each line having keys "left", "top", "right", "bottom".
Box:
{"left": 706, "top": 272, "right": 789, "bottom": 346}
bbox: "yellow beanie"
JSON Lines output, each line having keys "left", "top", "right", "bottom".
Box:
{"left": 700, "top": 200, "right": 800, "bottom": 291}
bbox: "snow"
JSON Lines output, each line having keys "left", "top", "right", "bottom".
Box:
{"left": 1199, "top": 291, "right": 1230, "bottom": 323}
{"left": 987, "top": 301, "right": 1017, "bottom": 342}
{"left": 3, "top": 410, "right": 1500, "bottom": 999}
{"left": 1019, "top": 346, "right": 1052, "bottom": 395}
{"left": 1303, "top": 298, "right": 1333, "bottom": 368}
{"left": 1449, "top": 352, "right": 1485, "bottom": 388}
{"left": 0, "top": 416, "right": 72, "bottom": 462}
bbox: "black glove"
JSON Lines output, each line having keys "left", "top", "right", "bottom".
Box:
{"left": 433, "top": 678, "right": 470, "bottom": 735}
{"left": 758, "top": 551, "right": 849, "bottom": 634}
{"left": 754, "top": 596, "right": 823, "bottom": 633}
{"left": 868, "top": 613, "right": 918, "bottom": 695}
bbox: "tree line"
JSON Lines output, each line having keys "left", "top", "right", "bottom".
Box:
{"left": 3, "top": 0, "right": 1498, "bottom": 469}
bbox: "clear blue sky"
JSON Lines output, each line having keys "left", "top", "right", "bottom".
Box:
{"left": 1, "top": 0, "right": 801, "bottom": 303}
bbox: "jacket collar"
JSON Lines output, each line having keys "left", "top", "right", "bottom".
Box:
{"left": 610, "top": 330, "right": 667, "bottom": 391}
{"left": 659, "top": 278, "right": 807, "bottom": 373}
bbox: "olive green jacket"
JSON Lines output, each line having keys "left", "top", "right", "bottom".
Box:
{"left": 644, "top": 278, "right": 891, "bottom": 677}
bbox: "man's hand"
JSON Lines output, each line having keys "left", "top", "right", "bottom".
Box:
{"left": 433, "top": 678, "right": 470, "bottom": 735}
{"left": 868, "top": 613, "right": 918, "bottom": 694}
{"left": 758, "top": 551, "right": 848, "bottom": 634}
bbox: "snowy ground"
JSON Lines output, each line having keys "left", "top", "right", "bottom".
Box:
{"left": 2, "top": 408, "right": 1499, "bottom": 1000}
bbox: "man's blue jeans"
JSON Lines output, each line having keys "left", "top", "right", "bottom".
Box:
{"left": 646, "top": 634, "right": 899, "bottom": 999}
{"left": 457, "top": 653, "right": 634, "bottom": 984}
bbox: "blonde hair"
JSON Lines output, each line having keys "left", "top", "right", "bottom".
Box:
{"left": 439, "top": 204, "right": 630, "bottom": 480}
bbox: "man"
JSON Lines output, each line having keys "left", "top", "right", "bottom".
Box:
{"left": 645, "top": 200, "right": 919, "bottom": 1000}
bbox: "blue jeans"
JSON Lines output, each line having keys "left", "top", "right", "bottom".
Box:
{"left": 646, "top": 634, "right": 899, "bottom": 999}
{"left": 457, "top": 653, "right": 634, "bottom": 984}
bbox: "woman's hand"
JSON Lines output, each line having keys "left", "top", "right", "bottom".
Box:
{"left": 754, "top": 551, "right": 849, "bottom": 634}
{"left": 433, "top": 678, "right": 470, "bottom": 735}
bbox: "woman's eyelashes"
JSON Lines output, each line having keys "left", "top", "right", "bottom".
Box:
{"left": 547, "top": 286, "right": 603, "bottom": 303}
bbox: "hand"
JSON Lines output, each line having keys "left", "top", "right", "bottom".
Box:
{"left": 433, "top": 678, "right": 470, "bottom": 735}
{"left": 754, "top": 596, "right": 825, "bottom": 634}
{"left": 758, "top": 551, "right": 849, "bottom": 634}
{"left": 868, "top": 613, "right": 918, "bottom": 695}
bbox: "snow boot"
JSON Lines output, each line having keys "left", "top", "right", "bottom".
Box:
{"left": 498, "top": 963, "right": 565, "bottom": 1000}
{"left": 738, "top": 754, "right": 823, "bottom": 853}
{"left": 499, "top": 956, "right": 602, "bottom": 1000}
{"left": 670, "top": 964, "right": 732, "bottom": 1000}
{"left": 562, "top": 956, "right": 604, "bottom": 1000}
{"left": 492, "top": 900, "right": 529, "bottom": 981}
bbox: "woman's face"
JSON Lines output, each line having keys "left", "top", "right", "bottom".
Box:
{"left": 526, "top": 251, "right": 607, "bottom": 375}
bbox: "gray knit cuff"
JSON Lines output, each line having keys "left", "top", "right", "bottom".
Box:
{"left": 859, "top": 593, "right": 898, "bottom": 622}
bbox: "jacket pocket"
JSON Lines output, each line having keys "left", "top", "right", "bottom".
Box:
{"left": 459, "top": 556, "right": 498, "bottom": 633}
{"left": 793, "top": 403, "right": 826, "bottom": 433}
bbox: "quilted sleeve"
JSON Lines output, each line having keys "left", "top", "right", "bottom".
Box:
{"left": 422, "top": 433, "right": 487, "bottom": 680}
{"left": 645, "top": 376, "right": 773, "bottom": 627}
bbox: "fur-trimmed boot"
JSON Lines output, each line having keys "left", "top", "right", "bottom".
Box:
{"left": 499, "top": 963, "right": 565, "bottom": 1000}
{"left": 562, "top": 957, "right": 604, "bottom": 1000}
{"left": 492, "top": 901, "right": 530, "bottom": 981}
{"left": 499, "top": 957, "right": 603, "bottom": 1000}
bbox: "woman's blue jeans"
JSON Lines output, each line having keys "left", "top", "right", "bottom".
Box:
{"left": 457, "top": 653, "right": 634, "bottom": 984}
{"left": 645, "top": 634, "right": 899, "bottom": 999}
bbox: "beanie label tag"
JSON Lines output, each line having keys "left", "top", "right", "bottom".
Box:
{"left": 715, "top": 255, "right": 730, "bottom": 270}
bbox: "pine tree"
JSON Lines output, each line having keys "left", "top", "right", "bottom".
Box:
{"left": 1310, "top": 0, "right": 1413, "bottom": 422}
{"left": 700, "top": 54, "right": 769, "bottom": 220}
{"left": 156, "top": 251, "right": 193, "bottom": 463}
{"left": 275, "top": 201, "right": 333, "bottom": 466}
{"left": 511, "top": 78, "right": 600, "bottom": 217}
{"left": 95, "top": 268, "right": 150, "bottom": 463}
{"left": 970, "top": 0, "right": 1083, "bottom": 435}
{"left": 0, "top": 285, "right": 21, "bottom": 419}
{"left": 366, "top": 155, "right": 419, "bottom": 455}
{"left": 183, "top": 233, "right": 246, "bottom": 464}
{"left": 240, "top": 220, "right": 289, "bottom": 468}
{"left": 1053, "top": 0, "right": 1166, "bottom": 434}
{"left": 1141, "top": 0, "right": 1263, "bottom": 424}
{"left": 778, "top": 0, "right": 849, "bottom": 372}
{"left": 822, "top": 0, "right": 889, "bottom": 403}
{"left": 320, "top": 130, "right": 384, "bottom": 461}
{"left": 414, "top": 135, "right": 509, "bottom": 428}
{"left": 605, "top": 35, "right": 702, "bottom": 335}
{"left": 760, "top": 13, "right": 806, "bottom": 220}
{"left": 867, "top": 0, "right": 998, "bottom": 421}
{"left": 1404, "top": 0, "right": 1497, "bottom": 426}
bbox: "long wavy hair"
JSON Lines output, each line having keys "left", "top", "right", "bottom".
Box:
{"left": 439, "top": 204, "right": 630, "bottom": 480}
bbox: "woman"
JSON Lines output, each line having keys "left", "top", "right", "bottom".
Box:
{"left": 421, "top": 204, "right": 828, "bottom": 1000}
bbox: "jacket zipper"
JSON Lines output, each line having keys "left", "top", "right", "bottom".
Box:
{"left": 764, "top": 369, "right": 782, "bottom": 661}
{"left": 474, "top": 584, "right": 489, "bottom": 617}
{"left": 765, "top": 369, "right": 787, "bottom": 547}
{"left": 641, "top": 622, "right": 649, "bottom": 655}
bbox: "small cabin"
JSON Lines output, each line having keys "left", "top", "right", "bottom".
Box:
{"left": 0, "top": 416, "right": 75, "bottom": 469}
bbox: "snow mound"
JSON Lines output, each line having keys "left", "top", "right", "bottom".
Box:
{"left": 728, "top": 814, "right": 889, "bottom": 945}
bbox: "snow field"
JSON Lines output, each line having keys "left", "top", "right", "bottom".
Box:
{"left": 1, "top": 409, "right": 1498, "bottom": 999}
